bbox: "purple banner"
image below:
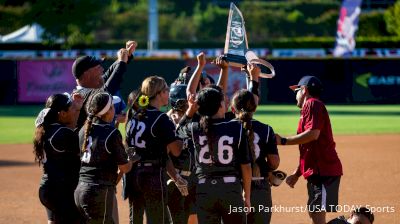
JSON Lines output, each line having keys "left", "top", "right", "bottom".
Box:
{"left": 18, "top": 60, "right": 76, "bottom": 103}
{"left": 333, "top": 0, "right": 362, "bottom": 57}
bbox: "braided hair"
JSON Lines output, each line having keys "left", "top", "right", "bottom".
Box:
{"left": 33, "top": 93, "right": 72, "bottom": 165}
{"left": 197, "top": 87, "right": 224, "bottom": 164}
{"left": 231, "top": 89, "right": 260, "bottom": 176}
{"left": 81, "top": 92, "right": 112, "bottom": 152}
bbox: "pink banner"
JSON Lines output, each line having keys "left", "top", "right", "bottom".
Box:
{"left": 18, "top": 60, "right": 76, "bottom": 103}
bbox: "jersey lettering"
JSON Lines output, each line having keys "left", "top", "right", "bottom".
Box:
{"left": 218, "top": 136, "right": 234, "bottom": 164}
{"left": 198, "top": 135, "right": 234, "bottom": 164}
{"left": 81, "top": 136, "right": 92, "bottom": 163}
{"left": 128, "top": 119, "right": 146, "bottom": 148}
{"left": 253, "top": 132, "right": 260, "bottom": 159}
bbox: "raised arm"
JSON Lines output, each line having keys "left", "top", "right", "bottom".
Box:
{"left": 246, "top": 63, "right": 260, "bottom": 105}
{"left": 103, "top": 40, "right": 137, "bottom": 94}
{"left": 214, "top": 55, "right": 229, "bottom": 95}
{"left": 187, "top": 52, "right": 206, "bottom": 97}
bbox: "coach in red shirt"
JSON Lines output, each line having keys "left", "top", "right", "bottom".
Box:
{"left": 276, "top": 76, "right": 343, "bottom": 224}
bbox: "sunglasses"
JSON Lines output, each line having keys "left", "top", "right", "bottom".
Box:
{"left": 294, "top": 87, "right": 302, "bottom": 93}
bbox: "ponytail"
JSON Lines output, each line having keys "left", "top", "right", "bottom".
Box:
{"left": 231, "top": 89, "right": 259, "bottom": 177}
{"left": 33, "top": 126, "right": 46, "bottom": 165}
{"left": 200, "top": 115, "right": 215, "bottom": 164}
{"left": 82, "top": 114, "right": 94, "bottom": 152}
{"left": 239, "top": 111, "right": 260, "bottom": 177}
{"left": 33, "top": 107, "right": 58, "bottom": 166}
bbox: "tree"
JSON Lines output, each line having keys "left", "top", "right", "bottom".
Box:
{"left": 384, "top": 0, "right": 400, "bottom": 36}
{"left": 26, "top": 0, "right": 110, "bottom": 45}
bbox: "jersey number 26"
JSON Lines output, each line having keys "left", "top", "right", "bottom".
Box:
{"left": 198, "top": 135, "right": 233, "bottom": 164}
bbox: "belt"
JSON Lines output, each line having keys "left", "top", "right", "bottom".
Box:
{"left": 137, "top": 159, "right": 160, "bottom": 167}
{"left": 198, "top": 176, "right": 237, "bottom": 185}
{"left": 137, "top": 162, "right": 154, "bottom": 167}
{"left": 175, "top": 168, "right": 192, "bottom": 177}
{"left": 252, "top": 177, "right": 267, "bottom": 181}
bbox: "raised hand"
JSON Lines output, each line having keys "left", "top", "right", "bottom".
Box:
{"left": 126, "top": 40, "right": 137, "bottom": 56}
{"left": 213, "top": 55, "right": 228, "bottom": 69}
{"left": 197, "top": 52, "right": 207, "bottom": 67}
{"left": 118, "top": 48, "right": 129, "bottom": 63}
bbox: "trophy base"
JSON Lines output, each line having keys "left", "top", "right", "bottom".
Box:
{"left": 222, "top": 54, "right": 247, "bottom": 68}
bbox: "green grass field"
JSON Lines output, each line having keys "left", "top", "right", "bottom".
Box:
{"left": 0, "top": 105, "right": 399, "bottom": 144}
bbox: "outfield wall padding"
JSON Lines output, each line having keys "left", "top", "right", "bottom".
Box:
{"left": 0, "top": 60, "right": 17, "bottom": 105}
{"left": 1, "top": 58, "right": 399, "bottom": 105}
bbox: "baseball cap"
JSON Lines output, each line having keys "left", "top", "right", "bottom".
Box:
{"left": 72, "top": 56, "right": 103, "bottom": 79}
{"left": 289, "top": 75, "right": 323, "bottom": 91}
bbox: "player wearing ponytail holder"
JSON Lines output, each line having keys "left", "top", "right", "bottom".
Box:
{"left": 177, "top": 87, "right": 252, "bottom": 224}
{"left": 124, "top": 76, "right": 182, "bottom": 224}
{"left": 33, "top": 93, "right": 83, "bottom": 224}
{"left": 74, "top": 92, "right": 134, "bottom": 223}
{"left": 275, "top": 76, "right": 343, "bottom": 224}
{"left": 231, "top": 63, "right": 280, "bottom": 224}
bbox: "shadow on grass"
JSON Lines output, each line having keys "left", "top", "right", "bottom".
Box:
{"left": 0, "top": 160, "right": 34, "bottom": 167}
{"left": 0, "top": 106, "right": 42, "bottom": 117}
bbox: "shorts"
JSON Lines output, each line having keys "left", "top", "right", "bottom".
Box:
{"left": 307, "top": 175, "right": 341, "bottom": 212}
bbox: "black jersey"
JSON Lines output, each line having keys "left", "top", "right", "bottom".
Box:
{"left": 42, "top": 124, "right": 80, "bottom": 184}
{"left": 78, "top": 120, "right": 128, "bottom": 186}
{"left": 177, "top": 117, "right": 251, "bottom": 179}
{"left": 126, "top": 106, "right": 179, "bottom": 166}
{"left": 74, "top": 60, "right": 128, "bottom": 129}
{"left": 248, "top": 119, "right": 279, "bottom": 177}
{"left": 169, "top": 136, "right": 195, "bottom": 172}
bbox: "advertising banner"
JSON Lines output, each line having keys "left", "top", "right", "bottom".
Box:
{"left": 333, "top": 0, "right": 362, "bottom": 57}
{"left": 18, "top": 60, "right": 76, "bottom": 103}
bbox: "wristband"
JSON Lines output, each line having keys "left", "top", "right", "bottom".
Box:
{"left": 248, "top": 80, "right": 259, "bottom": 97}
{"left": 281, "top": 137, "right": 287, "bottom": 145}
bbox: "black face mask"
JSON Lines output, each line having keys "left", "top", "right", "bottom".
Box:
{"left": 172, "top": 99, "right": 188, "bottom": 112}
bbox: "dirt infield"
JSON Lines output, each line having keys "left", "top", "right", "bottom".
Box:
{"left": 0, "top": 134, "right": 399, "bottom": 224}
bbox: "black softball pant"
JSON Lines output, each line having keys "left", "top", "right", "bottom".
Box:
{"left": 39, "top": 182, "right": 81, "bottom": 224}
{"left": 196, "top": 177, "right": 246, "bottom": 224}
{"left": 167, "top": 174, "right": 197, "bottom": 224}
{"left": 74, "top": 182, "right": 116, "bottom": 224}
{"left": 127, "top": 166, "right": 172, "bottom": 224}
{"left": 247, "top": 179, "right": 272, "bottom": 224}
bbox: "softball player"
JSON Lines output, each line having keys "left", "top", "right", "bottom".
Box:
{"left": 124, "top": 76, "right": 182, "bottom": 224}
{"left": 231, "top": 89, "right": 280, "bottom": 224}
{"left": 33, "top": 93, "right": 82, "bottom": 224}
{"left": 176, "top": 87, "right": 252, "bottom": 224}
{"left": 166, "top": 83, "right": 198, "bottom": 224}
{"left": 74, "top": 92, "right": 133, "bottom": 223}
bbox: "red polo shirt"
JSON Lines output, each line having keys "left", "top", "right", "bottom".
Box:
{"left": 297, "top": 98, "right": 343, "bottom": 179}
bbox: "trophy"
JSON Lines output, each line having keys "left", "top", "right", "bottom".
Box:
{"left": 223, "top": 3, "right": 275, "bottom": 78}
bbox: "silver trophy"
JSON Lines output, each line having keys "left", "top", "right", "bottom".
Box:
{"left": 223, "top": 3, "right": 275, "bottom": 78}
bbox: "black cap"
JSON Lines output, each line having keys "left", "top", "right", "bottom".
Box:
{"left": 72, "top": 56, "right": 102, "bottom": 79}
{"left": 289, "top": 75, "right": 323, "bottom": 90}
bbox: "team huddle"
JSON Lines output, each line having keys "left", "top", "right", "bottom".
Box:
{"left": 33, "top": 40, "right": 373, "bottom": 224}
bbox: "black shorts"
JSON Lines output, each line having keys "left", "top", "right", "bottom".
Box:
{"left": 307, "top": 175, "right": 341, "bottom": 212}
